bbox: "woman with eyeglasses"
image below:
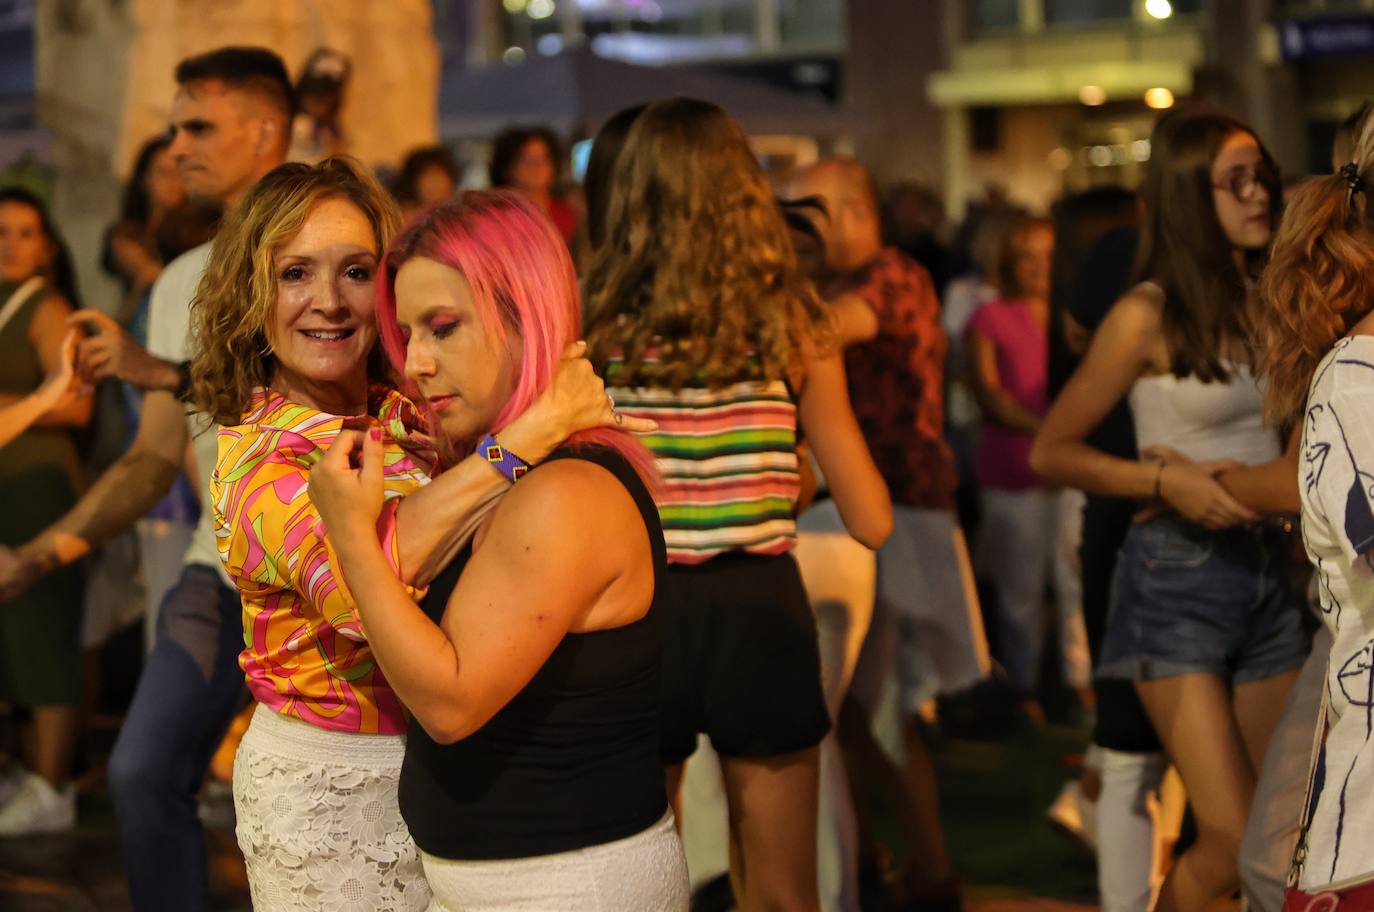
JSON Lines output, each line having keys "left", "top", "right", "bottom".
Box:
{"left": 1030, "top": 112, "right": 1307, "bottom": 910}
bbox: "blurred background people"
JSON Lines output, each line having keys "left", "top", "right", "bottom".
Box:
{"left": 100, "top": 135, "right": 185, "bottom": 325}
{"left": 0, "top": 187, "right": 92, "bottom": 835}
{"left": 488, "top": 125, "right": 578, "bottom": 246}
{"left": 289, "top": 47, "right": 349, "bottom": 163}
{"left": 391, "top": 144, "right": 461, "bottom": 218}
{"left": 790, "top": 156, "right": 977, "bottom": 911}
{"left": 966, "top": 215, "right": 1089, "bottom": 708}
{"left": 1043, "top": 184, "right": 1169, "bottom": 911}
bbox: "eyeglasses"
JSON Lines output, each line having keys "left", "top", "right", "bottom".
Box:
{"left": 1212, "top": 165, "right": 1275, "bottom": 203}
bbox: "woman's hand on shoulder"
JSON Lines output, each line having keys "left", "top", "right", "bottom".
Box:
{"left": 1030, "top": 286, "right": 1167, "bottom": 488}
{"left": 309, "top": 428, "right": 385, "bottom": 542}
{"left": 503, "top": 343, "right": 658, "bottom": 462}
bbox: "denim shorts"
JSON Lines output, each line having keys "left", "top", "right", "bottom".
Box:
{"left": 1098, "top": 515, "right": 1308, "bottom": 684}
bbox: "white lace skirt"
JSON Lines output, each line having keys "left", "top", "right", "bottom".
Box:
{"left": 422, "top": 811, "right": 690, "bottom": 911}
{"left": 233, "top": 704, "right": 431, "bottom": 911}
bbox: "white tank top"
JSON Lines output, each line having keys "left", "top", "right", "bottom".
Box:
{"left": 1128, "top": 363, "right": 1279, "bottom": 465}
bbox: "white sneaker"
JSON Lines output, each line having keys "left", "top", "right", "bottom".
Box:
{"left": 0, "top": 771, "right": 76, "bottom": 836}
{"left": 1047, "top": 778, "right": 1098, "bottom": 850}
{"left": 0, "top": 757, "right": 27, "bottom": 806}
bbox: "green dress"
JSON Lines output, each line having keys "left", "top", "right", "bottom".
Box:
{"left": 0, "top": 279, "right": 84, "bottom": 706}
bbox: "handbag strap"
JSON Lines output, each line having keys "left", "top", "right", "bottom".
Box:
{"left": 0, "top": 276, "right": 47, "bottom": 340}
{"left": 1288, "top": 677, "right": 1331, "bottom": 888}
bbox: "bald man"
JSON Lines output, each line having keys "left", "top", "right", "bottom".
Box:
{"left": 789, "top": 158, "right": 986, "bottom": 906}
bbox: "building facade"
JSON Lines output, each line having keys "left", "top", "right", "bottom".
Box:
{"left": 926, "top": 0, "right": 1371, "bottom": 218}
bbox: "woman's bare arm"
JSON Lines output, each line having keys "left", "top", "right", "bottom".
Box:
{"left": 796, "top": 352, "right": 892, "bottom": 549}
{"left": 1215, "top": 427, "right": 1301, "bottom": 515}
{"left": 317, "top": 445, "right": 645, "bottom": 744}
{"left": 27, "top": 295, "right": 91, "bottom": 429}
{"left": 1030, "top": 290, "right": 1257, "bottom": 529}
{"left": 965, "top": 328, "right": 1041, "bottom": 434}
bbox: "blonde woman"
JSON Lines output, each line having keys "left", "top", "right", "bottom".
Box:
{"left": 186, "top": 158, "right": 642, "bottom": 909}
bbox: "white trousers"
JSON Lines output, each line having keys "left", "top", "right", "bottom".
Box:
{"left": 423, "top": 812, "right": 689, "bottom": 911}
{"left": 976, "top": 487, "right": 1091, "bottom": 692}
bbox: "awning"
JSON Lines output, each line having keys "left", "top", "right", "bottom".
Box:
{"left": 439, "top": 45, "right": 856, "bottom": 137}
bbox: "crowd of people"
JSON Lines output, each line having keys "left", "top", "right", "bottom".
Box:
{"left": 0, "top": 38, "right": 1370, "bottom": 912}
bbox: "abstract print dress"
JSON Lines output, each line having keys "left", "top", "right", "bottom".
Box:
{"left": 1296, "top": 335, "right": 1374, "bottom": 891}
{"left": 212, "top": 387, "right": 433, "bottom": 911}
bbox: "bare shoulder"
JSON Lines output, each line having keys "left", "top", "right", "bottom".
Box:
{"left": 30, "top": 290, "right": 73, "bottom": 321}
{"left": 491, "top": 455, "right": 642, "bottom": 542}
{"left": 1108, "top": 283, "right": 1165, "bottom": 324}
{"left": 1096, "top": 283, "right": 1167, "bottom": 355}
{"left": 27, "top": 292, "right": 74, "bottom": 345}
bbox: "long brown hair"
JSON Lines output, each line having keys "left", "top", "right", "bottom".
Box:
{"left": 1255, "top": 108, "right": 1374, "bottom": 427}
{"left": 582, "top": 97, "right": 831, "bottom": 389}
{"left": 187, "top": 157, "right": 401, "bottom": 426}
{"left": 1134, "top": 112, "right": 1281, "bottom": 382}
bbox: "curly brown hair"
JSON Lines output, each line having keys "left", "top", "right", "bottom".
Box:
{"left": 187, "top": 157, "right": 401, "bottom": 425}
{"left": 1254, "top": 108, "right": 1374, "bottom": 428}
{"left": 582, "top": 97, "right": 831, "bottom": 389}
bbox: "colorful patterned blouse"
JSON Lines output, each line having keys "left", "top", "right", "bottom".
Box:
{"left": 606, "top": 365, "right": 800, "bottom": 565}
{"left": 212, "top": 388, "right": 432, "bottom": 735}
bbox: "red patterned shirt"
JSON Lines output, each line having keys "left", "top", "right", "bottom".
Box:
{"left": 832, "top": 248, "right": 957, "bottom": 510}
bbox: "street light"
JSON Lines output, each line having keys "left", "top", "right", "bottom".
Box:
{"left": 1144, "top": 87, "right": 1175, "bottom": 109}
{"left": 1145, "top": 0, "right": 1173, "bottom": 19}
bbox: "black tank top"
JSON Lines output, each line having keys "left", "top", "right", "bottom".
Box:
{"left": 399, "top": 445, "right": 668, "bottom": 860}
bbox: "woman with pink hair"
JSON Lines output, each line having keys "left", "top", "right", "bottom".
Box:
{"left": 193, "top": 159, "right": 649, "bottom": 910}
{"left": 310, "top": 190, "right": 690, "bottom": 910}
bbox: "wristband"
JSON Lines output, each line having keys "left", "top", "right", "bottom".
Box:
{"left": 479, "top": 434, "right": 530, "bottom": 482}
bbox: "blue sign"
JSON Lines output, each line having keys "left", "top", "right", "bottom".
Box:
{"left": 1281, "top": 17, "right": 1374, "bottom": 61}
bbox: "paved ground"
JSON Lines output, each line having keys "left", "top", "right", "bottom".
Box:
{"left": 0, "top": 720, "right": 1102, "bottom": 911}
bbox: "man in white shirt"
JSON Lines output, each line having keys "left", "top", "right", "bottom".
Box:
{"left": 0, "top": 47, "right": 293, "bottom": 906}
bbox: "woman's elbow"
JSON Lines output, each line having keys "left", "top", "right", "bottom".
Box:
{"left": 416, "top": 706, "right": 482, "bottom": 746}
{"left": 851, "top": 503, "right": 893, "bottom": 551}
{"left": 1028, "top": 434, "right": 1055, "bottom": 483}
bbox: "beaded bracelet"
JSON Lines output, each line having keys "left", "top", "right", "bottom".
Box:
{"left": 479, "top": 433, "right": 530, "bottom": 482}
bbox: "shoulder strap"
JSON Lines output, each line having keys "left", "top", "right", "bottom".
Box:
{"left": 0, "top": 277, "right": 47, "bottom": 339}
{"left": 1288, "top": 679, "right": 1330, "bottom": 888}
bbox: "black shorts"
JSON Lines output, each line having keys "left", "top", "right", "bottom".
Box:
{"left": 659, "top": 551, "right": 832, "bottom": 765}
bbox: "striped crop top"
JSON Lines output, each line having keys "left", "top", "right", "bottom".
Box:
{"left": 605, "top": 376, "right": 800, "bottom": 564}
